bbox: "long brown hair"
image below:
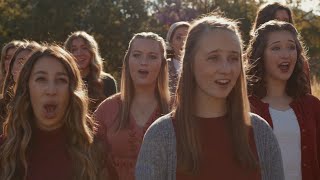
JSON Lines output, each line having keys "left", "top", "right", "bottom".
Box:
{"left": 64, "top": 31, "right": 115, "bottom": 111}
{"left": 0, "top": 40, "right": 24, "bottom": 94}
{"left": 0, "top": 45, "right": 108, "bottom": 180}
{"left": 117, "top": 32, "right": 170, "bottom": 130}
{"left": 173, "top": 15, "right": 257, "bottom": 174}
{"left": 246, "top": 20, "right": 309, "bottom": 98}
{"left": 0, "top": 41, "right": 41, "bottom": 127}
{"left": 251, "top": 2, "right": 294, "bottom": 36}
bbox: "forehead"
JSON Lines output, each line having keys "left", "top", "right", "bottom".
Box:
{"left": 31, "top": 56, "right": 67, "bottom": 74}
{"left": 16, "top": 50, "right": 31, "bottom": 59}
{"left": 267, "top": 30, "right": 295, "bottom": 43}
{"left": 131, "top": 38, "right": 162, "bottom": 53}
{"left": 71, "top": 37, "right": 86, "bottom": 46}
{"left": 7, "top": 47, "right": 17, "bottom": 54}
{"left": 275, "top": 9, "right": 289, "bottom": 17}
{"left": 197, "top": 29, "right": 241, "bottom": 53}
{"left": 173, "top": 26, "right": 189, "bottom": 35}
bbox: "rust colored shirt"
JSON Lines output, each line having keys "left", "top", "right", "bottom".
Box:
{"left": 94, "top": 94, "right": 161, "bottom": 180}
{"left": 175, "top": 116, "right": 261, "bottom": 180}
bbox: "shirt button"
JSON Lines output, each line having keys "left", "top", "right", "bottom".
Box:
{"left": 303, "top": 145, "right": 307, "bottom": 150}
{"left": 302, "top": 129, "right": 306, "bottom": 133}
{"left": 303, "top": 163, "right": 307, "bottom": 167}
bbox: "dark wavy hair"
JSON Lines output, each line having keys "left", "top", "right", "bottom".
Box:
{"left": 251, "top": 2, "right": 293, "bottom": 36}
{"left": 246, "top": 20, "right": 309, "bottom": 98}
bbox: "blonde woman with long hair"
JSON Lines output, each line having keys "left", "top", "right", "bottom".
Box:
{"left": 94, "top": 32, "right": 170, "bottom": 180}
{"left": 64, "top": 31, "right": 117, "bottom": 111}
{"left": 136, "top": 15, "right": 284, "bottom": 180}
{"left": 0, "top": 45, "right": 117, "bottom": 180}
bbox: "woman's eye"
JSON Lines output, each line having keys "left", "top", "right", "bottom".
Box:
{"left": 35, "top": 77, "right": 46, "bottom": 82}
{"left": 207, "top": 56, "right": 218, "bottom": 62}
{"left": 271, "top": 46, "right": 280, "bottom": 51}
{"left": 133, "top": 53, "right": 140, "bottom": 58}
{"left": 149, "top": 55, "right": 158, "bottom": 60}
{"left": 230, "top": 57, "right": 239, "bottom": 62}
{"left": 289, "top": 45, "right": 296, "bottom": 50}
{"left": 57, "top": 78, "right": 69, "bottom": 84}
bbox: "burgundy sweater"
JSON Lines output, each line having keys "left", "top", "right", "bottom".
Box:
{"left": 0, "top": 127, "right": 72, "bottom": 180}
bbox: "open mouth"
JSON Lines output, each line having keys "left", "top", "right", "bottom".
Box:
{"left": 215, "top": 79, "right": 230, "bottom": 86}
{"left": 43, "top": 103, "right": 58, "bottom": 119}
{"left": 138, "top": 69, "right": 149, "bottom": 76}
{"left": 278, "top": 62, "right": 290, "bottom": 72}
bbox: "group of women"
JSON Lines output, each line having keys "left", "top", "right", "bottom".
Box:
{"left": 0, "top": 2, "right": 318, "bottom": 180}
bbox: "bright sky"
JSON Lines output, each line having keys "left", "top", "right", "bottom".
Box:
{"left": 265, "top": 0, "right": 320, "bottom": 14}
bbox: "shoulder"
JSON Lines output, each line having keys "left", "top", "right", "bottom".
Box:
{"left": 94, "top": 93, "right": 121, "bottom": 124}
{"left": 249, "top": 113, "right": 273, "bottom": 137}
{"left": 143, "top": 113, "right": 175, "bottom": 142}
{"left": 298, "top": 94, "right": 320, "bottom": 104}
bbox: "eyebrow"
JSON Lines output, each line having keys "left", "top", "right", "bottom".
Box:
{"left": 132, "top": 50, "right": 159, "bottom": 54}
{"left": 270, "top": 39, "right": 295, "bottom": 45}
{"left": 208, "top": 49, "right": 240, "bottom": 54}
{"left": 32, "top": 71, "right": 68, "bottom": 76}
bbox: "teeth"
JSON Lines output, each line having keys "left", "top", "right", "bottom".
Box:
{"left": 280, "top": 62, "right": 289, "bottom": 66}
{"left": 216, "top": 79, "right": 229, "bottom": 83}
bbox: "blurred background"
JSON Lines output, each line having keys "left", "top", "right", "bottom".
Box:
{"left": 1, "top": 0, "right": 319, "bottom": 95}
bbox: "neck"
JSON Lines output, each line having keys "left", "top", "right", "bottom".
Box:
{"left": 263, "top": 78, "right": 292, "bottom": 110}
{"left": 194, "top": 87, "right": 227, "bottom": 118}
{"left": 80, "top": 67, "right": 90, "bottom": 78}
{"left": 133, "top": 84, "right": 157, "bottom": 104}
{"left": 265, "top": 78, "right": 287, "bottom": 98}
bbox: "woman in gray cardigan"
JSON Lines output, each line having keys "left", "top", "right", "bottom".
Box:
{"left": 136, "top": 15, "right": 284, "bottom": 180}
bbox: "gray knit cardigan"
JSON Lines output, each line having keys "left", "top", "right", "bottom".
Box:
{"left": 136, "top": 113, "right": 284, "bottom": 180}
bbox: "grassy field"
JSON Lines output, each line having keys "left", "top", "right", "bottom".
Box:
{"left": 311, "top": 76, "right": 320, "bottom": 99}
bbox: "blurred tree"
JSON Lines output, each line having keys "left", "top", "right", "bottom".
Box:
{"left": 0, "top": 0, "right": 319, "bottom": 79}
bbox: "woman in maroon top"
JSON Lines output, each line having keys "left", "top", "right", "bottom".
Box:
{"left": 0, "top": 45, "right": 117, "bottom": 180}
{"left": 246, "top": 20, "right": 320, "bottom": 179}
{"left": 94, "top": 32, "right": 170, "bottom": 180}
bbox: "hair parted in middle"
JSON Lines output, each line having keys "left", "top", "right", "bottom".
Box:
{"left": 250, "top": 2, "right": 294, "bottom": 36}
{"left": 0, "top": 45, "right": 108, "bottom": 180}
{"left": 173, "top": 14, "right": 257, "bottom": 174}
{"left": 0, "top": 40, "right": 41, "bottom": 129}
{"left": 246, "top": 20, "right": 309, "bottom": 98}
{"left": 117, "top": 32, "right": 170, "bottom": 131}
{"left": 64, "top": 31, "right": 112, "bottom": 110}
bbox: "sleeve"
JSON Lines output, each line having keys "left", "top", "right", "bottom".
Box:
{"left": 135, "top": 118, "right": 171, "bottom": 180}
{"left": 251, "top": 114, "right": 284, "bottom": 180}
{"left": 311, "top": 96, "right": 320, "bottom": 174}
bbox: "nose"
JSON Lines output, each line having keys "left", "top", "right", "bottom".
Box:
{"left": 280, "top": 49, "right": 290, "bottom": 59}
{"left": 45, "top": 82, "right": 57, "bottom": 96}
{"left": 139, "top": 55, "right": 148, "bottom": 65}
{"left": 73, "top": 49, "right": 83, "bottom": 56}
{"left": 219, "top": 59, "right": 232, "bottom": 74}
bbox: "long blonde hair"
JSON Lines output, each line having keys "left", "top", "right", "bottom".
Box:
{"left": 0, "top": 45, "right": 106, "bottom": 180}
{"left": 64, "top": 31, "right": 113, "bottom": 111}
{"left": 117, "top": 32, "right": 170, "bottom": 130}
{"left": 173, "top": 15, "right": 257, "bottom": 174}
